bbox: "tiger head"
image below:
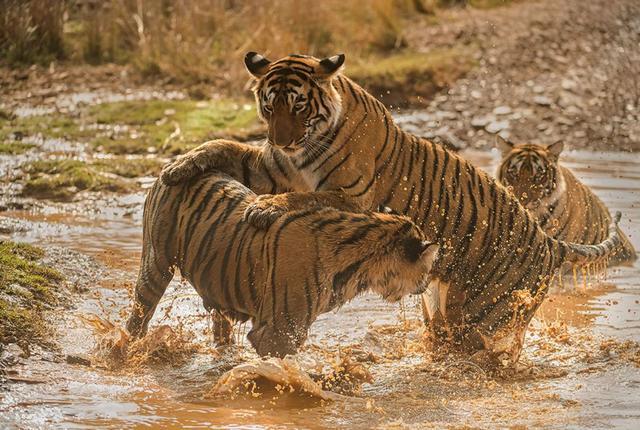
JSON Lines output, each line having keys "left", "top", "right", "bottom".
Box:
{"left": 244, "top": 52, "right": 345, "bottom": 154}
{"left": 496, "top": 136, "right": 564, "bottom": 208}
{"left": 359, "top": 215, "right": 439, "bottom": 302}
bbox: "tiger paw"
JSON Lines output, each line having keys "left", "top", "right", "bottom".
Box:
{"left": 160, "top": 144, "right": 222, "bottom": 185}
{"left": 243, "top": 195, "right": 289, "bottom": 230}
{"left": 160, "top": 154, "right": 204, "bottom": 185}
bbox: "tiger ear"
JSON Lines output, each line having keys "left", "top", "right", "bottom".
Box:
{"left": 495, "top": 135, "right": 514, "bottom": 156}
{"left": 546, "top": 140, "right": 564, "bottom": 158}
{"left": 317, "top": 54, "right": 345, "bottom": 80}
{"left": 403, "top": 238, "right": 438, "bottom": 263}
{"left": 244, "top": 52, "right": 271, "bottom": 78}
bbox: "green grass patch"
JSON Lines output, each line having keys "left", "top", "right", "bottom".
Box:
{"left": 349, "top": 48, "right": 474, "bottom": 84}
{"left": 19, "top": 157, "right": 163, "bottom": 200}
{"left": 21, "top": 159, "right": 134, "bottom": 201}
{"left": 0, "top": 241, "right": 64, "bottom": 349}
{"left": 348, "top": 47, "right": 476, "bottom": 107}
{"left": 0, "top": 113, "right": 94, "bottom": 144}
{"left": 1, "top": 99, "right": 261, "bottom": 157}
{"left": 88, "top": 99, "right": 260, "bottom": 155}
{"left": 92, "top": 157, "right": 164, "bottom": 178}
{"left": 0, "top": 142, "right": 36, "bottom": 155}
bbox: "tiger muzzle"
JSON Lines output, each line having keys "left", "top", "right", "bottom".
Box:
{"left": 268, "top": 103, "right": 306, "bottom": 149}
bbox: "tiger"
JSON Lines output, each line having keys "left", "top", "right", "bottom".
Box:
{"left": 159, "top": 52, "right": 623, "bottom": 364}
{"left": 496, "top": 136, "right": 636, "bottom": 267}
{"left": 125, "top": 171, "right": 439, "bottom": 358}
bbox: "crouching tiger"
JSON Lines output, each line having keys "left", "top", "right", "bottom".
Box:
{"left": 496, "top": 137, "right": 637, "bottom": 267}
{"left": 125, "top": 172, "right": 439, "bottom": 357}
{"left": 160, "top": 53, "right": 623, "bottom": 365}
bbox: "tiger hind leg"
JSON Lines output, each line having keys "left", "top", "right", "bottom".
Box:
{"left": 212, "top": 310, "right": 234, "bottom": 346}
{"left": 125, "top": 250, "right": 174, "bottom": 338}
{"left": 247, "top": 322, "right": 307, "bottom": 358}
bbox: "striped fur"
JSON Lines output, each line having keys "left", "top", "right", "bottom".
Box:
{"left": 161, "top": 53, "right": 623, "bottom": 364}
{"left": 496, "top": 138, "right": 636, "bottom": 266}
{"left": 126, "top": 172, "right": 439, "bottom": 357}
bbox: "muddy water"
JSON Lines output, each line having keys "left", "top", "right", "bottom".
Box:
{"left": 1, "top": 148, "right": 639, "bottom": 429}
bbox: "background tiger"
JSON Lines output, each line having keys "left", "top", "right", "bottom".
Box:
{"left": 160, "top": 53, "right": 622, "bottom": 364}
{"left": 496, "top": 137, "right": 637, "bottom": 266}
{"left": 126, "top": 171, "right": 439, "bottom": 357}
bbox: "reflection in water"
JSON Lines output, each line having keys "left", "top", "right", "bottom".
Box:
{"left": 0, "top": 149, "right": 639, "bottom": 429}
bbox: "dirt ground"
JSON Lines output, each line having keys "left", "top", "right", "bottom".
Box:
{"left": 403, "top": 0, "right": 640, "bottom": 152}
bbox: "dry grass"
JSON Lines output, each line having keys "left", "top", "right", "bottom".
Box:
{"left": 0, "top": 0, "right": 65, "bottom": 64}
{"left": 0, "top": 0, "right": 498, "bottom": 99}
{"left": 73, "top": 0, "right": 425, "bottom": 87}
{"left": 1, "top": 0, "right": 441, "bottom": 84}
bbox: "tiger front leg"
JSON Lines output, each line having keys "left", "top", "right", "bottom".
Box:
{"left": 160, "top": 139, "right": 276, "bottom": 194}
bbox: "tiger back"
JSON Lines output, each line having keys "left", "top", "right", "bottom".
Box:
{"left": 496, "top": 137, "right": 637, "bottom": 266}
{"left": 126, "top": 171, "right": 439, "bottom": 357}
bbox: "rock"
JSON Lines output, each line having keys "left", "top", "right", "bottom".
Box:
{"left": 485, "top": 120, "right": 510, "bottom": 134}
{"left": 493, "top": 106, "right": 512, "bottom": 116}
{"left": 533, "top": 85, "right": 545, "bottom": 94}
{"left": 454, "top": 103, "right": 466, "bottom": 112}
{"left": 407, "top": 112, "right": 435, "bottom": 123}
{"left": 436, "top": 111, "right": 458, "bottom": 121}
{"left": 565, "top": 105, "right": 582, "bottom": 116}
{"left": 537, "top": 122, "right": 549, "bottom": 131}
{"left": 558, "top": 91, "right": 583, "bottom": 109}
{"left": 574, "top": 130, "right": 587, "bottom": 138}
{"left": 1, "top": 343, "right": 27, "bottom": 368}
{"left": 561, "top": 78, "right": 577, "bottom": 91}
{"left": 555, "top": 116, "right": 574, "bottom": 126}
{"left": 533, "top": 95, "right": 553, "bottom": 106}
{"left": 553, "top": 55, "right": 569, "bottom": 64}
{"left": 471, "top": 90, "right": 482, "bottom": 99}
{"left": 471, "top": 114, "right": 496, "bottom": 128}
{"left": 497, "top": 130, "right": 511, "bottom": 140}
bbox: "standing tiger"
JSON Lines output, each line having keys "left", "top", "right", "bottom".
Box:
{"left": 126, "top": 171, "right": 439, "bottom": 357}
{"left": 496, "top": 137, "right": 636, "bottom": 266}
{"left": 160, "top": 52, "right": 622, "bottom": 364}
